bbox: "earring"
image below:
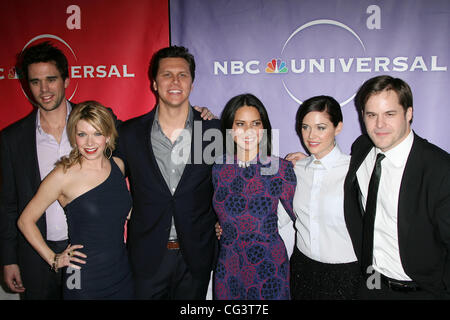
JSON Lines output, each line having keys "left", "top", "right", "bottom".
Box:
{"left": 104, "top": 144, "right": 112, "bottom": 160}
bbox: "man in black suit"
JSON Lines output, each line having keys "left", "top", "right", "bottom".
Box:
{"left": 115, "top": 46, "right": 219, "bottom": 299}
{"left": 344, "top": 75, "right": 450, "bottom": 299}
{"left": 0, "top": 42, "right": 73, "bottom": 299}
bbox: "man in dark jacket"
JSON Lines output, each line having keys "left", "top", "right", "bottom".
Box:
{"left": 344, "top": 75, "right": 450, "bottom": 299}
{"left": 115, "top": 46, "right": 219, "bottom": 299}
{"left": 0, "top": 41, "right": 73, "bottom": 299}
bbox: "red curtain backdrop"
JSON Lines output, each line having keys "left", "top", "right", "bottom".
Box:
{"left": 0, "top": 0, "right": 169, "bottom": 129}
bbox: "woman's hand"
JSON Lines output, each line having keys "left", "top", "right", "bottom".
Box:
{"left": 56, "top": 244, "right": 87, "bottom": 270}
{"left": 215, "top": 222, "right": 223, "bottom": 240}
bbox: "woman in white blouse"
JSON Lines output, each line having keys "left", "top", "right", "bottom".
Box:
{"left": 279, "top": 95, "right": 361, "bottom": 299}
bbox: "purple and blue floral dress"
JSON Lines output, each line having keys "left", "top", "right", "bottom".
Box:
{"left": 212, "top": 156, "right": 297, "bottom": 300}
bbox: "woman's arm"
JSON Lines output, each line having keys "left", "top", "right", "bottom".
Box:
{"left": 17, "top": 168, "right": 85, "bottom": 270}
{"left": 279, "top": 161, "right": 298, "bottom": 222}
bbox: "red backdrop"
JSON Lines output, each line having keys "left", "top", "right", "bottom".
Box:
{"left": 0, "top": 0, "right": 169, "bottom": 129}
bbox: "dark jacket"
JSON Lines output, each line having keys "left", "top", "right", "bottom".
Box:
{"left": 0, "top": 109, "right": 49, "bottom": 288}
{"left": 115, "top": 107, "right": 219, "bottom": 278}
{"left": 344, "top": 132, "right": 450, "bottom": 298}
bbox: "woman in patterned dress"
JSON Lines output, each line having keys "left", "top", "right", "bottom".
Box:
{"left": 212, "top": 93, "right": 297, "bottom": 300}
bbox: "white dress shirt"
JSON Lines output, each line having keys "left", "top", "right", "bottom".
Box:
{"left": 356, "top": 130, "right": 414, "bottom": 281}
{"left": 36, "top": 101, "right": 72, "bottom": 241}
{"left": 279, "top": 144, "right": 357, "bottom": 264}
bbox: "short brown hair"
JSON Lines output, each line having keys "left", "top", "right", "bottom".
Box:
{"left": 149, "top": 46, "right": 196, "bottom": 83}
{"left": 355, "top": 75, "right": 413, "bottom": 115}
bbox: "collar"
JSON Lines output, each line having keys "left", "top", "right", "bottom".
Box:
{"left": 224, "top": 153, "right": 273, "bottom": 167}
{"left": 304, "top": 143, "right": 345, "bottom": 171}
{"left": 375, "top": 130, "right": 414, "bottom": 168}
{"left": 36, "top": 100, "right": 72, "bottom": 134}
{"left": 153, "top": 104, "right": 193, "bottom": 130}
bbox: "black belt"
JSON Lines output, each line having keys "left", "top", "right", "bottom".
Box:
{"left": 380, "top": 274, "right": 421, "bottom": 292}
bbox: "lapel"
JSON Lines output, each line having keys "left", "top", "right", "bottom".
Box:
{"left": 145, "top": 107, "right": 206, "bottom": 196}
{"left": 175, "top": 109, "right": 202, "bottom": 194}
{"left": 21, "top": 110, "right": 42, "bottom": 190}
{"left": 25, "top": 101, "right": 74, "bottom": 187}
{"left": 348, "top": 135, "right": 373, "bottom": 201}
{"left": 143, "top": 109, "right": 173, "bottom": 195}
{"left": 397, "top": 133, "right": 422, "bottom": 244}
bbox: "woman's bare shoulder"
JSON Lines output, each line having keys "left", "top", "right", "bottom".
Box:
{"left": 112, "top": 156, "right": 125, "bottom": 175}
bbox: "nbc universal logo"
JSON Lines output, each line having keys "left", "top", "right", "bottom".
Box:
{"left": 25, "top": 34, "right": 135, "bottom": 79}
{"left": 1, "top": 34, "right": 135, "bottom": 101}
{"left": 213, "top": 19, "right": 448, "bottom": 106}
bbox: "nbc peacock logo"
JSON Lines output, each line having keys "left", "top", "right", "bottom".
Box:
{"left": 265, "top": 59, "right": 288, "bottom": 73}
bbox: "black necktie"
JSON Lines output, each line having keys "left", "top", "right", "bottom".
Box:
{"left": 361, "top": 152, "right": 385, "bottom": 273}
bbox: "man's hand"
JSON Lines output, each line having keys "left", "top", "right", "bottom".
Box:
{"left": 3, "top": 264, "right": 25, "bottom": 293}
{"left": 194, "top": 106, "right": 218, "bottom": 120}
{"left": 215, "top": 222, "right": 222, "bottom": 240}
{"left": 285, "top": 152, "right": 308, "bottom": 165}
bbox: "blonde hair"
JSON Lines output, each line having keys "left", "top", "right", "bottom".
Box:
{"left": 56, "top": 101, "right": 118, "bottom": 171}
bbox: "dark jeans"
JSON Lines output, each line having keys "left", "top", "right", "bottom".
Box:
{"left": 134, "top": 249, "right": 210, "bottom": 300}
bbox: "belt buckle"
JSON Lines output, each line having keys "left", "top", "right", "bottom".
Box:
{"left": 167, "top": 240, "right": 180, "bottom": 250}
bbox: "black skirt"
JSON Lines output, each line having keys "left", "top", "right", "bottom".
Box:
{"left": 290, "top": 246, "right": 362, "bottom": 300}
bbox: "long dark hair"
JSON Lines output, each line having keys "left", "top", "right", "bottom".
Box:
{"left": 220, "top": 93, "right": 272, "bottom": 156}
